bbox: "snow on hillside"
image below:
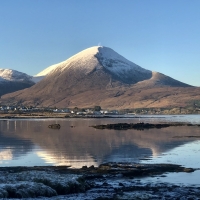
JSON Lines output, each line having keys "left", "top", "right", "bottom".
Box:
{"left": 0, "top": 69, "right": 33, "bottom": 82}
{"left": 35, "top": 46, "right": 152, "bottom": 80}
{"left": 36, "top": 63, "right": 63, "bottom": 77}
{"left": 36, "top": 47, "right": 100, "bottom": 77}
{"left": 35, "top": 46, "right": 99, "bottom": 76}
{"left": 0, "top": 46, "right": 152, "bottom": 85}
{"left": 96, "top": 46, "right": 151, "bottom": 77}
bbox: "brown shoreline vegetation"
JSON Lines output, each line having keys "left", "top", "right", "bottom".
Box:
{"left": 0, "top": 162, "right": 199, "bottom": 199}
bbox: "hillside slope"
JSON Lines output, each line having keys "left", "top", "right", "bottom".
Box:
{"left": 1, "top": 46, "right": 197, "bottom": 109}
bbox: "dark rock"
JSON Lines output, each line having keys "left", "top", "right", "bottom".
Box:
{"left": 91, "top": 122, "right": 199, "bottom": 130}
{"left": 0, "top": 162, "right": 198, "bottom": 199}
{"left": 89, "top": 165, "right": 95, "bottom": 169}
{"left": 82, "top": 166, "right": 88, "bottom": 170}
{"left": 48, "top": 124, "right": 61, "bottom": 129}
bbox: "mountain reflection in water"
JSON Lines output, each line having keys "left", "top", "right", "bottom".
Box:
{"left": 0, "top": 117, "right": 200, "bottom": 168}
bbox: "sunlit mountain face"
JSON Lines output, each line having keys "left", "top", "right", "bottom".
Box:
{"left": 0, "top": 118, "right": 199, "bottom": 167}
{"left": 1, "top": 46, "right": 197, "bottom": 110}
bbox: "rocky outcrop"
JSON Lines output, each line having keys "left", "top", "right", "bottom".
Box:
{"left": 48, "top": 124, "right": 61, "bottom": 129}
{"left": 0, "top": 163, "right": 197, "bottom": 199}
{"left": 91, "top": 122, "right": 200, "bottom": 130}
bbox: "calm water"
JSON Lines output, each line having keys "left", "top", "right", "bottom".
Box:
{"left": 0, "top": 115, "right": 200, "bottom": 185}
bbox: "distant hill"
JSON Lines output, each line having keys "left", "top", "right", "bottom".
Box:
{"left": 0, "top": 69, "right": 35, "bottom": 97}
{"left": 1, "top": 46, "right": 200, "bottom": 109}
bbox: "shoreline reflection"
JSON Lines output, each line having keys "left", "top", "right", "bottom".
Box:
{"left": 0, "top": 118, "right": 199, "bottom": 167}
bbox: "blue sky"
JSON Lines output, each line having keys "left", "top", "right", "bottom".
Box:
{"left": 1, "top": 0, "right": 200, "bottom": 86}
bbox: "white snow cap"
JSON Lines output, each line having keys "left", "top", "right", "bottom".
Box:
{"left": 35, "top": 46, "right": 151, "bottom": 78}
{"left": 96, "top": 46, "right": 151, "bottom": 76}
{"left": 35, "top": 46, "right": 100, "bottom": 77}
{"left": 0, "top": 69, "right": 33, "bottom": 82}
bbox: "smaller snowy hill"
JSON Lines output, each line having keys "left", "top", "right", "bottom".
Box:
{"left": 0, "top": 69, "right": 33, "bottom": 82}
{"left": 0, "top": 69, "right": 35, "bottom": 96}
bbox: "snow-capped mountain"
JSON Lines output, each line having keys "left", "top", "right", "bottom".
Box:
{"left": 1, "top": 46, "right": 196, "bottom": 109}
{"left": 34, "top": 46, "right": 152, "bottom": 84}
{"left": 0, "top": 69, "right": 33, "bottom": 82}
{"left": 95, "top": 47, "right": 152, "bottom": 84}
{"left": 0, "top": 69, "right": 35, "bottom": 96}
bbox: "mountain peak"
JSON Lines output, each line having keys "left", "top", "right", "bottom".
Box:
{"left": 35, "top": 45, "right": 152, "bottom": 84}
{"left": 0, "top": 68, "right": 33, "bottom": 82}
{"left": 35, "top": 46, "right": 100, "bottom": 77}
{"left": 0, "top": 68, "right": 35, "bottom": 96}
{"left": 95, "top": 46, "right": 152, "bottom": 83}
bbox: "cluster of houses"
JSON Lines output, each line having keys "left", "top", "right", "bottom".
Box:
{"left": 0, "top": 105, "right": 119, "bottom": 115}
{"left": 0, "top": 105, "right": 42, "bottom": 112}
{"left": 3, "top": 105, "right": 200, "bottom": 115}
{"left": 52, "top": 108, "right": 119, "bottom": 115}
{"left": 74, "top": 109, "right": 118, "bottom": 115}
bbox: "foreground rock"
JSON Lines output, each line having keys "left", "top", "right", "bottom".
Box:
{"left": 91, "top": 122, "right": 200, "bottom": 130}
{"left": 0, "top": 163, "right": 198, "bottom": 199}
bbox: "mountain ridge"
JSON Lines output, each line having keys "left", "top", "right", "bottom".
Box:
{"left": 1, "top": 46, "right": 199, "bottom": 109}
{"left": 0, "top": 69, "right": 35, "bottom": 96}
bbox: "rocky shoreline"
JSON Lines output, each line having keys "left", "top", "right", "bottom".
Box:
{"left": 0, "top": 113, "right": 198, "bottom": 120}
{"left": 91, "top": 122, "right": 200, "bottom": 130}
{"left": 0, "top": 163, "right": 199, "bottom": 199}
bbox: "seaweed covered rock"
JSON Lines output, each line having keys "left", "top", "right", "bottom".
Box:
{"left": 0, "top": 170, "right": 87, "bottom": 198}
{"left": 91, "top": 122, "right": 198, "bottom": 130}
{"left": 0, "top": 183, "right": 57, "bottom": 198}
{"left": 48, "top": 124, "right": 61, "bottom": 129}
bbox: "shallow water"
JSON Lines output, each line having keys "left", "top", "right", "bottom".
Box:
{"left": 0, "top": 115, "right": 200, "bottom": 185}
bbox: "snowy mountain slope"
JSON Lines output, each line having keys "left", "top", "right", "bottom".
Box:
{"left": 96, "top": 46, "right": 152, "bottom": 84}
{"left": 35, "top": 47, "right": 100, "bottom": 77}
{"left": 34, "top": 47, "right": 100, "bottom": 82}
{"left": 0, "top": 46, "right": 194, "bottom": 108}
{"left": 36, "top": 63, "right": 62, "bottom": 77}
{"left": 35, "top": 46, "right": 152, "bottom": 84}
{"left": 0, "top": 69, "right": 33, "bottom": 82}
{"left": 0, "top": 68, "right": 44, "bottom": 84}
{"left": 0, "top": 69, "right": 35, "bottom": 96}
{"left": 36, "top": 46, "right": 100, "bottom": 76}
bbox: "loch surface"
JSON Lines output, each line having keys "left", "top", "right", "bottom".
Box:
{"left": 0, "top": 115, "right": 200, "bottom": 185}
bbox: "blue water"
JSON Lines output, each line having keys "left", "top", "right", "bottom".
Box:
{"left": 0, "top": 115, "right": 200, "bottom": 185}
